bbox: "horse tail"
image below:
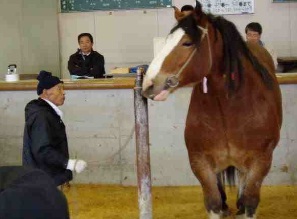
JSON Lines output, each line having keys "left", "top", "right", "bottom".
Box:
{"left": 217, "top": 166, "right": 236, "bottom": 188}
{"left": 225, "top": 166, "right": 236, "bottom": 187}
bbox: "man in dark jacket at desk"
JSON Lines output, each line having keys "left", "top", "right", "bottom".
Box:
{"left": 23, "top": 70, "right": 87, "bottom": 186}
{"left": 68, "top": 33, "right": 105, "bottom": 78}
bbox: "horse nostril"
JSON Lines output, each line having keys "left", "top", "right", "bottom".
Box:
{"left": 147, "top": 84, "right": 154, "bottom": 92}
{"left": 142, "top": 84, "right": 155, "bottom": 99}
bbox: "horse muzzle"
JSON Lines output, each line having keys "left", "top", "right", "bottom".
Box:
{"left": 141, "top": 84, "right": 156, "bottom": 100}
{"left": 142, "top": 87, "right": 170, "bottom": 101}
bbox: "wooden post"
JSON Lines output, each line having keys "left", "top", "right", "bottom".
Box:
{"left": 134, "top": 68, "right": 152, "bottom": 219}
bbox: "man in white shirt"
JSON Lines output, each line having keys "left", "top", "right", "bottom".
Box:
{"left": 23, "top": 70, "right": 87, "bottom": 186}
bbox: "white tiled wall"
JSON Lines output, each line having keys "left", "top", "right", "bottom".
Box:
{"left": 0, "top": 85, "right": 296, "bottom": 185}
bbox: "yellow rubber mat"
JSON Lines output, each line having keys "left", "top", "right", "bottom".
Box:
{"left": 64, "top": 184, "right": 297, "bottom": 219}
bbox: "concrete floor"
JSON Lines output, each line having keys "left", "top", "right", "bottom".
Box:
{"left": 64, "top": 184, "right": 297, "bottom": 219}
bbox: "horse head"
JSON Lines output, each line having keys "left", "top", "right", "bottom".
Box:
{"left": 142, "top": 1, "right": 213, "bottom": 101}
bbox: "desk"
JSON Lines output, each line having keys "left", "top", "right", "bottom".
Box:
{"left": 104, "top": 73, "right": 136, "bottom": 78}
{"left": 277, "top": 57, "right": 297, "bottom": 73}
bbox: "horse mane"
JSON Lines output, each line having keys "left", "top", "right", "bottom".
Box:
{"left": 170, "top": 13, "right": 274, "bottom": 91}
{"left": 170, "top": 15, "right": 202, "bottom": 44}
{"left": 207, "top": 15, "right": 274, "bottom": 91}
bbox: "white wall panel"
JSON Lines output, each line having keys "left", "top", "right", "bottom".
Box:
{"left": 94, "top": 10, "right": 158, "bottom": 67}
{"left": 1, "top": 85, "right": 297, "bottom": 185}
{"left": 0, "top": 0, "right": 22, "bottom": 78}
{"left": 0, "top": 0, "right": 60, "bottom": 77}
{"left": 289, "top": 2, "right": 297, "bottom": 56}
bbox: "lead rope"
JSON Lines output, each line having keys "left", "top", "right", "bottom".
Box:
{"left": 198, "top": 25, "right": 213, "bottom": 93}
{"left": 173, "top": 25, "right": 208, "bottom": 79}
{"left": 174, "top": 47, "right": 197, "bottom": 79}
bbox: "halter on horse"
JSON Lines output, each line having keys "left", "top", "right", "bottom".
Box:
{"left": 142, "top": 1, "right": 282, "bottom": 219}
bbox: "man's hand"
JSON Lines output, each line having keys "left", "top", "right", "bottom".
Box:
{"left": 66, "top": 159, "right": 87, "bottom": 173}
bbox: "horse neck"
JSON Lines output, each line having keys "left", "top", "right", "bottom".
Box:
{"left": 192, "top": 26, "right": 228, "bottom": 97}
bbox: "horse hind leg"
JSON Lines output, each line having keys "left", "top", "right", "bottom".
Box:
{"left": 217, "top": 173, "right": 231, "bottom": 217}
{"left": 236, "top": 171, "right": 247, "bottom": 217}
{"left": 214, "top": 166, "right": 237, "bottom": 218}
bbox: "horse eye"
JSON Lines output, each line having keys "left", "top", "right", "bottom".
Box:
{"left": 182, "top": 42, "right": 193, "bottom": 47}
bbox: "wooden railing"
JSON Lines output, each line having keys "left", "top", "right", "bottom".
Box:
{"left": 0, "top": 73, "right": 296, "bottom": 91}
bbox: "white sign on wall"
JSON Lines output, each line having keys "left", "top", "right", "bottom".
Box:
{"left": 200, "top": 0, "right": 254, "bottom": 15}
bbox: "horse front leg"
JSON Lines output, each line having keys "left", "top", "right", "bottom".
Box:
{"left": 189, "top": 155, "right": 223, "bottom": 219}
{"left": 236, "top": 156, "right": 272, "bottom": 219}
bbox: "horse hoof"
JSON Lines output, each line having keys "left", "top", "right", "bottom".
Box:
{"left": 222, "top": 209, "right": 231, "bottom": 217}
{"left": 235, "top": 214, "right": 245, "bottom": 219}
{"left": 236, "top": 208, "right": 245, "bottom": 215}
{"left": 235, "top": 216, "right": 256, "bottom": 219}
{"left": 221, "top": 203, "right": 231, "bottom": 217}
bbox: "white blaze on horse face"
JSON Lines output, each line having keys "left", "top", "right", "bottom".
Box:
{"left": 142, "top": 28, "right": 185, "bottom": 91}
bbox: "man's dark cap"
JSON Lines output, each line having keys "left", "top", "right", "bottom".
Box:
{"left": 37, "top": 70, "right": 63, "bottom": 95}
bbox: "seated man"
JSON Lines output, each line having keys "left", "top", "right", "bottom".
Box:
{"left": 23, "top": 70, "right": 87, "bottom": 186}
{"left": 68, "top": 33, "right": 105, "bottom": 78}
{"left": 245, "top": 22, "right": 278, "bottom": 68}
{"left": 0, "top": 166, "right": 69, "bottom": 219}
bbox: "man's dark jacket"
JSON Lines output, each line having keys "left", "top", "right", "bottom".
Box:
{"left": 0, "top": 166, "right": 69, "bottom": 219}
{"left": 68, "top": 49, "right": 105, "bottom": 78}
{"left": 23, "top": 98, "right": 72, "bottom": 186}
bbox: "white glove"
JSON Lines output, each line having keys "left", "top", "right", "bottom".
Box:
{"left": 66, "top": 159, "right": 87, "bottom": 174}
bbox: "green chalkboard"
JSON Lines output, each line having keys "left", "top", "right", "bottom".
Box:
{"left": 273, "top": 0, "right": 297, "bottom": 2}
{"left": 61, "top": 0, "right": 172, "bottom": 12}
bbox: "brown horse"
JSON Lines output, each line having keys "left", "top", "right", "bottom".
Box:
{"left": 142, "top": 1, "right": 282, "bottom": 219}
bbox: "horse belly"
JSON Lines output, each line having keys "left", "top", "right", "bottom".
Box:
{"left": 224, "top": 94, "right": 281, "bottom": 167}
{"left": 185, "top": 122, "right": 231, "bottom": 172}
{"left": 185, "top": 89, "right": 281, "bottom": 172}
{"left": 185, "top": 114, "right": 280, "bottom": 172}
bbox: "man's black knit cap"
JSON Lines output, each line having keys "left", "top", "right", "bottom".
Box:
{"left": 37, "top": 70, "right": 63, "bottom": 95}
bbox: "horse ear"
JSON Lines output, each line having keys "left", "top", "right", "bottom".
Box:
{"left": 173, "top": 6, "right": 191, "bottom": 21}
{"left": 195, "top": 0, "right": 203, "bottom": 15}
{"left": 173, "top": 6, "right": 183, "bottom": 21}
